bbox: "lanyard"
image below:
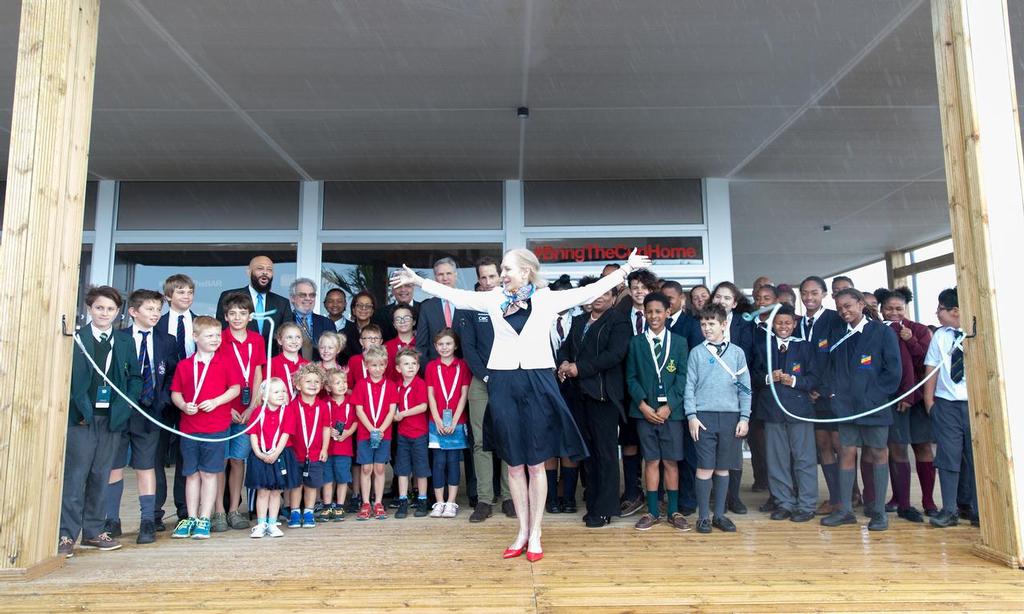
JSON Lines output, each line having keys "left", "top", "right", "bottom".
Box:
{"left": 258, "top": 408, "right": 285, "bottom": 454}
{"left": 191, "top": 353, "right": 213, "bottom": 404}
{"left": 437, "top": 363, "right": 460, "bottom": 409}
{"left": 366, "top": 381, "right": 385, "bottom": 426}
{"left": 402, "top": 386, "right": 413, "bottom": 412}
{"left": 828, "top": 328, "right": 860, "bottom": 354}
{"left": 647, "top": 332, "right": 671, "bottom": 383}
{"left": 330, "top": 399, "right": 351, "bottom": 424}
{"left": 283, "top": 363, "right": 295, "bottom": 398}
{"left": 232, "top": 342, "right": 253, "bottom": 382}
{"left": 707, "top": 344, "right": 747, "bottom": 381}
{"left": 297, "top": 399, "right": 320, "bottom": 459}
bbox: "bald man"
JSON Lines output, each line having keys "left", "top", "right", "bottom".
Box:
{"left": 216, "top": 255, "right": 293, "bottom": 353}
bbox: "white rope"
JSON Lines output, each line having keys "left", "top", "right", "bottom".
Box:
{"left": 762, "top": 303, "right": 943, "bottom": 424}
{"left": 72, "top": 311, "right": 278, "bottom": 442}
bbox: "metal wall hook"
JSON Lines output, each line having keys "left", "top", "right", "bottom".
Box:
{"left": 61, "top": 315, "right": 75, "bottom": 337}
{"left": 964, "top": 316, "right": 978, "bottom": 339}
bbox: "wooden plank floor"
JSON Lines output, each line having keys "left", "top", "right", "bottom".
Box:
{"left": 3, "top": 467, "right": 1023, "bottom": 612}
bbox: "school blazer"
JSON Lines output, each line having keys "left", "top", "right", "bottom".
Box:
{"left": 752, "top": 338, "right": 818, "bottom": 423}
{"left": 669, "top": 312, "right": 704, "bottom": 350}
{"left": 727, "top": 313, "right": 754, "bottom": 368}
{"left": 215, "top": 287, "right": 292, "bottom": 353}
{"left": 821, "top": 320, "right": 902, "bottom": 426}
{"left": 415, "top": 296, "right": 466, "bottom": 365}
{"left": 115, "top": 327, "right": 179, "bottom": 415}
{"left": 555, "top": 309, "right": 631, "bottom": 408}
{"left": 888, "top": 319, "right": 933, "bottom": 405}
{"left": 156, "top": 309, "right": 196, "bottom": 358}
{"left": 68, "top": 331, "right": 144, "bottom": 432}
{"left": 419, "top": 268, "right": 627, "bottom": 371}
{"left": 625, "top": 331, "right": 689, "bottom": 420}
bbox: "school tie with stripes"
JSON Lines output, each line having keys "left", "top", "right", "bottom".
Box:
{"left": 175, "top": 314, "right": 186, "bottom": 360}
{"left": 139, "top": 330, "right": 155, "bottom": 406}
{"left": 653, "top": 336, "right": 664, "bottom": 364}
{"left": 950, "top": 330, "right": 965, "bottom": 383}
{"left": 635, "top": 311, "right": 643, "bottom": 335}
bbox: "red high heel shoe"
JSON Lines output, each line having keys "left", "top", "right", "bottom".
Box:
{"left": 502, "top": 546, "right": 525, "bottom": 559}
{"left": 526, "top": 548, "right": 543, "bottom": 563}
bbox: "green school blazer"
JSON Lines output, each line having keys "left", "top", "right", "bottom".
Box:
{"left": 626, "top": 331, "right": 689, "bottom": 420}
{"left": 68, "top": 330, "right": 143, "bottom": 432}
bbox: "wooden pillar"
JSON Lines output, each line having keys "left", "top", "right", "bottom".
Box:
{"left": 931, "top": 0, "right": 1024, "bottom": 568}
{"left": 0, "top": 0, "right": 100, "bottom": 579}
{"left": 885, "top": 249, "right": 908, "bottom": 289}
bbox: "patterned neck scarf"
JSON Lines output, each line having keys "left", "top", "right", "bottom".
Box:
{"left": 501, "top": 284, "right": 535, "bottom": 317}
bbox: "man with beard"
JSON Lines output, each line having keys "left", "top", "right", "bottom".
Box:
{"left": 216, "top": 255, "right": 292, "bottom": 354}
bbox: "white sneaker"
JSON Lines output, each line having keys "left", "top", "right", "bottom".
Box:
{"left": 442, "top": 502, "right": 459, "bottom": 518}
{"left": 249, "top": 523, "right": 267, "bottom": 539}
{"left": 266, "top": 523, "right": 284, "bottom": 538}
{"left": 430, "top": 502, "right": 446, "bottom": 518}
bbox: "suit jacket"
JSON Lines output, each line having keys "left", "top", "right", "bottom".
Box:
{"left": 290, "top": 310, "right": 335, "bottom": 361}
{"left": 215, "top": 286, "right": 292, "bottom": 354}
{"left": 69, "top": 330, "right": 143, "bottom": 431}
{"left": 458, "top": 308, "right": 495, "bottom": 382}
{"left": 668, "top": 311, "right": 704, "bottom": 349}
{"left": 625, "top": 331, "right": 689, "bottom": 420}
{"left": 115, "top": 327, "right": 178, "bottom": 419}
{"left": 727, "top": 312, "right": 754, "bottom": 368}
{"left": 752, "top": 337, "right": 818, "bottom": 422}
{"left": 415, "top": 296, "right": 465, "bottom": 365}
{"left": 156, "top": 309, "right": 197, "bottom": 360}
{"left": 339, "top": 319, "right": 362, "bottom": 363}
{"left": 556, "top": 309, "right": 631, "bottom": 410}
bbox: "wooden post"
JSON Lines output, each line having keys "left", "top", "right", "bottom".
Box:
{"left": 931, "top": 0, "right": 1024, "bottom": 568}
{"left": 885, "top": 249, "right": 908, "bottom": 289}
{"left": 0, "top": 0, "right": 100, "bottom": 579}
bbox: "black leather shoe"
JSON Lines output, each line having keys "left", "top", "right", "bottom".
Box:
{"left": 712, "top": 515, "right": 737, "bottom": 532}
{"left": 136, "top": 520, "right": 156, "bottom": 544}
{"left": 868, "top": 512, "right": 889, "bottom": 531}
{"left": 924, "top": 508, "right": 940, "bottom": 518}
{"left": 897, "top": 507, "right": 924, "bottom": 523}
{"left": 104, "top": 519, "right": 122, "bottom": 538}
{"left": 820, "top": 510, "right": 857, "bottom": 527}
{"left": 468, "top": 496, "right": 479, "bottom": 509}
{"left": 154, "top": 519, "right": 167, "bottom": 532}
{"left": 758, "top": 497, "right": 779, "bottom": 513}
{"left": 930, "top": 510, "right": 960, "bottom": 528}
{"left": 727, "top": 499, "right": 748, "bottom": 515}
{"left": 679, "top": 506, "right": 696, "bottom": 516}
{"left": 790, "top": 510, "right": 815, "bottom": 523}
{"left": 468, "top": 502, "right": 492, "bottom": 523}
{"left": 501, "top": 500, "right": 517, "bottom": 518}
{"left": 769, "top": 508, "right": 792, "bottom": 521}
{"left": 561, "top": 499, "right": 577, "bottom": 514}
{"left": 695, "top": 518, "right": 712, "bottom": 534}
{"left": 885, "top": 501, "right": 898, "bottom": 513}
{"left": 546, "top": 500, "right": 562, "bottom": 514}
{"left": 585, "top": 515, "right": 611, "bottom": 528}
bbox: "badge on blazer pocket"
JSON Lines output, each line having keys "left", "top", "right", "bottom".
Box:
{"left": 158, "top": 361, "right": 167, "bottom": 376}
{"left": 817, "top": 339, "right": 829, "bottom": 352}
{"left": 858, "top": 354, "right": 873, "bottom": 369}
{"left": 666, "top": 359, "right": 677, "bottom": 373}
{"left": 791, "top": 362, "right": 801, "bottom": 374}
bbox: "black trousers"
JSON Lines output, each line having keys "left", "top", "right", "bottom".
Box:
{"left": 153, "top": 410, "right": 187, "bottom": 522}
{"left": 577, "top": 396, "right": 621, "bottom": 518}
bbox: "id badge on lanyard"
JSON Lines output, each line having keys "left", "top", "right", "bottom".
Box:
{"left": 367, "top": 382, "right": 385, "bottom": 449}
{"left": 438, "top": 364, "right": 460, "bottom": 427}
{"left": 649, "top": 334, "right": 671, "bottom": 405}
{"left": 233, "top": 342, "right": 253, "bottom": 407}
{"left": 298, "top": 400, "right": 320, "bottom": 472}
{"left": 95, "top": 339, "right": 115, "bottom": 408}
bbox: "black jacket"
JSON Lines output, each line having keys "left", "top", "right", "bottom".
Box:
{"left": 556, "top": 309, "right": 631, "bottom": 413}
{"left": 115, "top": 327, "right": 179, "bottom": 420}
{"left": 457, "top": 309, "right": 495, "bottom": 382}
{"left": 215, "top": 286, "right": 292, "bottom": 355}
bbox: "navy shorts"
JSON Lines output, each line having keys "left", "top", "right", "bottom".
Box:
{"left": 113, "top": 410, "right": 161, "bottom": 471}
{"left": 838, "top": 424, "right": 888, "bottom": 449}
{"left": 394, "top": 434, "right": 431, "bottom": 478}
{"left": 888, "top": 402, "right": 934, "bottom": 445}
{"left": 324, "top": 455, "right": 353, "bottom": 485}
{"left": 636, "top": 419, "right": 685, "bottom": 461}
{"left": 356, "top": 439, "right": 392, "bottom": 465}
{"left": 691, "top": 411, "right": 742, "bottom": 471}
{"left": 180, "top": 429, "right": 229, "bottom": 476}
{"left": 297, "top": 459, "right": 326, "bottom": 489}
{"left": 227, "top": 422, "right": 252, "bottom": 460}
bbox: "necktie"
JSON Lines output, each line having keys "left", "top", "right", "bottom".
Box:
{"left": 653, "top": 336, "right": 664, "bottom": 365}
{"left": 139, "top": 331, "right": 155, "bottom": 405}
{"left": 556, "top": 317, "right": 565, "bottom": 341}
{"left": 99, "top": 332, "right": 109, "bottom": 344}
{"left": 779, "top": 342, "right": 788, "bottom": 354}
{"left": 635, "top": 311, "right": 643, "bottom": 335}
{"left": 950, "top": 330, "right": 965, "bottom": 383}
{"left": 443, "top": 301, "right": 453, "bottom": 327}
{"left": 713, "top": 342, "right": 726, "bottom": 356}
{"left": 805, "top": 316, "right": 815, "bottom": 336}
{"left": 255, "top": 293, "right": 265, "bottom": 334}
{"left": 175, "top": 314, "right": 186, "bottom": 360}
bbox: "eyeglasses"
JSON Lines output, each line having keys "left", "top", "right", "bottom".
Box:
{"left": 295, "top": 293, "right": 316, "bottom": 299}
{"left": 393, "top": 316, "right": 413, "bottom": 323}
{"left": 353, "top": 303, "right": 374, "bottom": 310}
{"left": 361, "top": 335, "right": 382, "bottom": 342}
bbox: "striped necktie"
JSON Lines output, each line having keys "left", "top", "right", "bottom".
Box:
{"left": 139, "top": 330, "right": 155, "bottom": 405}
{"left": 950, "top": 330, "right": 964, "bottom": 383}
{"left": 653, "top": 335, "right": 664, "bottom": 364}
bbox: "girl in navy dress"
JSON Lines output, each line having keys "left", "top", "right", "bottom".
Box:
{"left": 246, "top": 377, "right": 299, "bottom": 538}
{"left": 392, "top": 248, "right": 652, "bottom": 562}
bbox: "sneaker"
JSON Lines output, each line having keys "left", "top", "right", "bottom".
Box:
{"left": 58, "top": 536, "right": 75, "bottom": 558}
{"left": 137, "top": 519, "right": 157, "bottom": 545}
{"left": 930, "top": 510, "right": 960, "bottom": 528}
{"left": 395, "top": 499, "right": 410, "bottom": 519}
{"left": 287, "top": 510, "right": 302, "bottom": 528}
{"left": 80, "top": 532, "right": 122, "bottom": 551}
{"left": 619, "top": 496, "right": 644, "bottom": 518}
{"left": 302, "top": 510, "right": 316, "bottom": 528}
{"left": 695, "top": 517, "right": 712, "bottom": 534}
{"left": 333, "top": 508, "right": 346, "bottom": 522}
{"left": 414, "top": 498, "right": 430, "bottom": 518}
{"left": 227, "top": 510, "right": 251, "bottom": 530}
{"left": 104, "top": 518, "right": 122, "bottom": 538}
{"left": 501, "top": 499, "right": 517, "bottom": 518}
{"left": 441, "top": 502, "right": 459, "bottom": 518}
{"left": 318, "top": 507, "right": 334, "bottom": 522}
{"left": 712, "top": 515, "right": 737, "bottom": 532}
{"left": 469, "top": 502, "right": 492, "bottom": 523}
{"left": 210, "top": 512, "right": 229, "bottom": 533}
{"left": 171, "top": 517, "right": 195, "bottom": 539}
{"left": 374, "top": 502, "right": 388, "bottom": 520}
{"left": 868, "top": 512, "right": 889, "bottom": 532}
{"left": 429, "top": 502, "right": 446, "bottom": 518}
{"left": 897, "top": 507, "right": 924, "bottom": 523}
{"left": 668, "top": 513, "right": 691, "bottom": 532}
{"left": 191, "top": 517, "right": 211, "bottom": 539}
{"left": 820, "top": 510, "right": 857, "bottom": 527}
{"left": 356, "top": 503, "right": 372, "bottom": 521}
{"left": 249, "top": 523, "right": 268, "bottom": 539}
{"left": 634, "top": 513, "right": 661, "bottom": 531}
{"left": 266, "top": 523, "right": 284, "bottom": 537}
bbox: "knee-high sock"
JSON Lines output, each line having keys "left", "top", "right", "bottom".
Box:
{"left": 561, "top": 466, "right": 578, "bottom": 507}
{"left": 139, "top": 494, "right": 156, "bottom": 523}
{"left": 938, "top": 468, "right": 959, "bottom": 514}
{"left": 713, "top": 474, "right": 730, "bottom": 518}
{"left": 860, "top": 458, "right": 875, "bottom": 508}
{"left": 916, "top": 461, "right": 937, "bottom": 511}
{"left": 872, "top": 463, "right": 890, "bottom": 516}
{"left": 839, "top": 468, "right": 856, "bottom": 514}
{"left": 621, "top": 454, "right": 642, "bottom": 501}
{"left": 822, "top": 463, "right": 840, "bottom": 505}
{"left": 696, "top": 477, "right": 712, "bottom": 521}
{"left": 892, "top": 461, "right": 911, "bottom": 510}
{"left": 104, "top": 479, "right": 124, "bottom": 521}
{"left": 545, "top": 469, "right": 558, "bottom": 505}
{"left": 727, "top": 468, "right": 743, "bottom": 504}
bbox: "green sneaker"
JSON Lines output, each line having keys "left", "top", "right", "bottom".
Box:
{"left": 171, "top": 517, "right": 195, "bottom": 539}
{"left": 191, "top": 517, "right": 211, "bottom": 539}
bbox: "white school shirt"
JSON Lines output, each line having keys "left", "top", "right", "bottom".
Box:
{"left": 90, "top": 323, "right": 113, "bottom": 344}
{"left": 799, "top": 306, "right": 830, "bottom": 340}
{"left": 132, "top": 324, "right": 156, "bottom": 367}
{"left": 924, "top": 326, "right": 968, "bottom": 402}
{"left": 550, "top": 311, "right": 574, "bottom": 352}
{"left": 166, "top": 308, "right": 196, "bottom": 357}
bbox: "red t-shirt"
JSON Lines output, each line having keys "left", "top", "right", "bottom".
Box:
{"left": 264, "top": 354, "right": 308, "bottom": 399}
{"left": 170, "top": 352, "right": 244, "bottom": 434}
{"left": 217, "top": 329, "right": 267, "bottom": 412}
{"left": 350, "top": 377, "right": 398, "bottom": 441}
{"left": 286, "top": 397, "right": 331, "bottom": 462}
{"left": 326, "top": 395, "right": 355, "bottom": 456}
{"left": 247, "top": 404, "right": 296, "bottom": 453}
{"left": 346, "top": 354, "right": 368, "bottom": 390}
{"left": 395, "top": 376, "right": 429, "bottom": 439}
{"left": 425, "top": 358, "right": 471, "bottom": 425}
{"left": 384, "top": 335, "right": 416, "bottom": 382}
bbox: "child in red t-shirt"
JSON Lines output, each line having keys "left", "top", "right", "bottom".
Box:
{"left": 425, "top": 328, "right": 471, "bottom": 519}
{"left": 169, "top": 316, "right": 242, "bottom": 539}
{"left": 285, "top": 364, "right": 331, "bottom": 529}
{"left": 351, "top": 345, "right": 398, "bottom": 520}
{"left": 245, "top": 378, "right": 298, "bottom": 538}
{"left": 347, "top": 324, "right": 384, "bottom": 390}
{"left": 392, "top": 348, "right": 430, "bottom": 518}
{"left": 384, "top": 305, "right": 417, "bottom": 383}
{"left": 266, "top": 322, "right": 308, "bottom": 399}
{"left": 320, "top": 368, "right": 357, "bottom": 522}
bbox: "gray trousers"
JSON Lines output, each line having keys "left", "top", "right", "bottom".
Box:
{"left": 765, "top": 421, "right": 818, "bottom": 514}
{"left": 468, "top": 377, "right": 509, "bottom": 503}
{"left": 60, "top": 416, "right": 120, "bottom": 542}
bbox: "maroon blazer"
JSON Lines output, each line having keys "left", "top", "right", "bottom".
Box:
{"left": 888, "top": 318, "right": 933, "bottom": 405}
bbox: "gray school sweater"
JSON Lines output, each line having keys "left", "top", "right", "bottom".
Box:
{"left": 683, "top": 342, "right": 752, "bottom": 420}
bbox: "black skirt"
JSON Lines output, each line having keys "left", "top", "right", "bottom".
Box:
{"left": 245, "top": 447, "right": 300, "bottom": 491}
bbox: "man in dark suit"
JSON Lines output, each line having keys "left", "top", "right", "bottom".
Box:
{"left": 557, "top": 277, "right": 631, "bottom": 527}
{"left": 107, "top": 290, "right": 178, "bottom": 544}
{"left": 288, "top": 277, "right": 335, "bottom": 361}
{"left": 377, "top": 282, "right": 418, "bottom": 342}
{"left": 215, "top": 255, "right": 292, "bottom": 354}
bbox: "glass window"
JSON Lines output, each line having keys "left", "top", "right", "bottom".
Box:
{"left": 911, "top": 238, "right": 953, "bottom": 262}
{"left": 912, "top": 263, "right": 957, "bottom": 326}
{"left": 112, "top": 244, "right": 297, "bottom": 317}
{"left": 75, "top": 246, "right": 93, "bottom": 324}
{"left": 323, "top": 182, "right": 503, "bottom": 230}
{"left": 524, "top": 179, "right": 703, "bottom": 226}
{"left": 825, "top": 260, "right": 887, "bottom": 309}
{"left": 117, "top": 182, "right": 300, "bottom": 230}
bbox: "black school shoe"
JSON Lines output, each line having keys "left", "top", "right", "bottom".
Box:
{"left": 820, "top": 510, "right": 857, "bottom": 527}
{"left": 695, "top": 518, "right": 712, "bottom": 534}
{"left": 930, "top": 510, "right": 960, "bottom": 528}
{"left": 395, "top": 499, "right": 410, "bottom": 519}
{"left": 137, "top": 520, "right": 157, "bottom": 545}
{"left": 104, "top": 518, "right": 122, "bottom": 538}
{"left": 897, "top": 507, "right": 924, "bottom": 523}
{"left": 758, "top": 497, "right": 779, "bottom": 513}
{"left": 501, "top": 500, "right": 517, "bottom": 518}
{"left": 584, "top": 514, "right": 611, "bottom": 528}
{"left": 769, "top": 508, "right": 792, "bottom": 521}
{"left": 561, "top": 498, "right": 577, "bottom": 514}
{"left": 727, "top": 499, "right": 747, "bottom": 515}
{"left": 712, "top": 515, "right": 737, "bottom": 532}
{"left": 413, "top": 498, "right": 429, "bottom": 518}
{"left": 867, "top": 512, "right": 889, "bottom": 531}
{"left": 790, "top": 510, "right": 815, "bottom": 523}
{"left": 546, "top": 500, "right": 562, "bottom": 514}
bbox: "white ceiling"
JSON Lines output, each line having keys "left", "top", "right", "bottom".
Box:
{"left": 2, "top": 0, "right": 1022, "bottom": 283}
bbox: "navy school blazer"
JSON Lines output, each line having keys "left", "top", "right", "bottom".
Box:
{"left": 669, "top": 311, "right": 705, "bottom": 350}
{"left": 820, "top": 319, "right": 902, "bottom": 426}
{"left": 115, "top": 327, "right": 179, "bottom": 420}
{"left": 752, "top": 337, "right": 818, "bottom": 423}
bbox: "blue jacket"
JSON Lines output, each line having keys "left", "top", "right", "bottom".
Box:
{"left": 457, "top": 309, "right": 495, "bottom": 382}
{"left": 752, "top": 337, "right": 818, "bottom": 423}
{"left": 821, "top": 319, "right": 902, "bottom": 426}
{"left": 669, "top": 312, "right": 704, "bottom": 350}
{"left": 115, "top": 327, "right": 179, "bottom": 421}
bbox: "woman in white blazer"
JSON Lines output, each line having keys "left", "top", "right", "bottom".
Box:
{"left": 392, "top": 247, "right": 652, "bottom": 562}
